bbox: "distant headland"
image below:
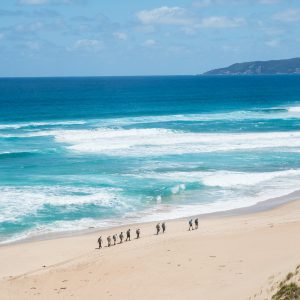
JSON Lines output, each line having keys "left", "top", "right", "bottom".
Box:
{"left": 203, "top": 57, "right": 300, "bottom": 75}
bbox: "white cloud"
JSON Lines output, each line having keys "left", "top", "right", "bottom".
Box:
{"left": 262, "top": 27, "right": 284, "bottom": 36}
{"left": 143, "top": 39, "right": 156, "bottom": 46}
{"left": 167, "top": 45, "right": 189, "bottom": 55}
{"left": 137, "top": 6, "right": 192, "bottom": 26}
{"left": 136, "top": 6, "right": 245, "bottom": 32}
{"left": 257, "top": 20, "right": 285, "bottom": 37}
{"left": 19, "top": 0, "right": 77, "bottom": 4}
{"left": 25, "top": 41, "right": 40, "bottom": 50}
{"left": 221, "top": 45, "right": 239, "bottom": 52}
{"left": 192, "top": 0, "right": 212, "bottom": 8}
{"left": 259, "top": 0, "right": 280, "bottom": 4}
{"left": 199, "top": 16, "right": 246, "bottom": 28}
{"left": 265, "top": 39, "right": 280, "bottom": 47}
{"left": 192, "top": 0, "right": 281, "bottom": 5}
{"left": 20, "top": 0, "right": 48, "bottom": 4}
{"left": 72, "top": 39, "right": 103, "bottom": 52}
{"left": 15, "top": 21, "right": 44, "bottom": 32}
{"left": 113, "top": 32, "right": 127, "bottom": 41}
{"left": 273, "top": 9, "right": 300, "bottom": 22}
{"left": 182, "top": 26, "right": 197, "bottom": 35}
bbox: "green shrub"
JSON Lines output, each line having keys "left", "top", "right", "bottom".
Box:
{"left": 272, "top": 283, "right": 300, "bottom": 300}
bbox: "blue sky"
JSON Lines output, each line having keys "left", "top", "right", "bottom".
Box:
{"left": 0, "top": 0, "right": 300, "bottom": 76}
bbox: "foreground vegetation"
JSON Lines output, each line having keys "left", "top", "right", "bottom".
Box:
{"left": 272, "top": 266, "right": 300, "bottom": 300}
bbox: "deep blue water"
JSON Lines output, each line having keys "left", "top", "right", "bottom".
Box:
{"left": 1, "top": 75, "right": 300, "bottom": 243}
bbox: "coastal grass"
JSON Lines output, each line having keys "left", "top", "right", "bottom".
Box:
{"left": 272, "top": 283, "right": 300, "bottom": 300}
{"left": 272, "top": 266, "right": 300, "bottom": 300}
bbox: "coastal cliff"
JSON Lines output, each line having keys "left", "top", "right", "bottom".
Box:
{"left": 204, "top": 57, "right": 300, "bottom": 75}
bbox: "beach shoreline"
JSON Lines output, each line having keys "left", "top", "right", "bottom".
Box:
{"left": 1, "top": 191, "right": 300, "bottom": 299}
{"left": 2, "top": 187, "right": 300, "bottom": 247}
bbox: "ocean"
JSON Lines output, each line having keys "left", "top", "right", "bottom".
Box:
{"left": 1, "top": 75, "right": 300, "bottom": 244}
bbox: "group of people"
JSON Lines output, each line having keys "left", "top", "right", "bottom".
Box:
{"left": 155, "top": 222, "right": 166, "bottom": 235}
{"left": 188, "top": 218, "right": 199, "bottom": 231}
{"left": 97, "top": 218, "right": 199, "bottom": 249}
{"left": 97, "top": 228, "right": 141, "bottom": 249}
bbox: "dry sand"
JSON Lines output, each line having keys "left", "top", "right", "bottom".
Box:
{"left": 1, "top": 199, "right": 300, "bottom": 300}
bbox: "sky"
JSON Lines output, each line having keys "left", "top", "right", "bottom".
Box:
{"left": 0, "top": 0, "right": 300, "bottom": 77}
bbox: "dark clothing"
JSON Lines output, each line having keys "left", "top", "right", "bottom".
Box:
{"left": 189, "top": 219, "right": 194, "bottom": 231}
{"left": 156, "top": 224, "right": 160, "bottom": 235}
{"left": 113, "top": 235, "right": 117, "bottom": 245}
{"left": 126, "top": 230, "right": 131, "bottom": 241}
{"left": 136, "top": 229, "right": 140, "bottom": 239}
{"left": 195, "top": 218, "right": 199, "bottom": 229}
{"left": 162, "top": 223, "right": 166, "bottom": 233}
{"left": 119, "top": 233, "right": 123, "bottom": 243}
{"left": 98, "top": 237, "right": 102, "bottom": 249}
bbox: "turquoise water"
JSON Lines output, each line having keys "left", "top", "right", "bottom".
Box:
{"left": 1, "top": 75, "right": 300, "bottom": 243}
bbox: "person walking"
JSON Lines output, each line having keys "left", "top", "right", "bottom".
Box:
{"left": 156, "top": 223, "right": 160, "bottom": 235}
{"left": 107, "top": 236, "right": 111, "bottom": 247}
{"left": 136, "top": 228, "right": 140, "bottom": 239}
{"left": 189, "top": 219, "right": 194, "bottom": 231}
{"left": 97, "top": 236, "right": 102, "bottom": 249}
{"left": 126, "top": 229, "right": 131, "bottom": 241}
{"left": 119, "top": 232, "right": 124, "bottom": 243}
{"left": 162, "top": 222, "right": 166, "bottom": 234}
{"left": 112, "top": 234, "right": 117, "bottom": 245}
{"left": 195, "top": 218, "right": 199, "bottom": 230}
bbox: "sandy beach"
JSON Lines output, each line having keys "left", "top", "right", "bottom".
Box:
{"left": 3, "top": 1, "right": 300, "bottom": 299}
{"left": 1, "top": 199, "right": 300, "bottom": 300}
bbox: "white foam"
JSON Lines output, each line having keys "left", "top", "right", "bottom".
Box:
{"left": 0, "top": 182, "right": 295, "bottom": 246}
{"left": 137, "top": 173, "right": 300, "bottom": 223}
{"left": 137, "top": 169, "right": 300, "bottom": 188}
{"left": 287, "top": 106, "right": 300, "bottom": 113}
{"left": 1, "top": 170, "right": 300, "bottom": 244}
{"left": 0, "top": 151, "right": 11, "bottom": 155}
{"left": 0, "top": 150, "right": 38, "bottom": 156}
{"left": 0, "top": 186, "right": 125, "bottom": 223}
{"left": 170, "top": 183, "right": 186, "bottom": 194}
{"left": 125, "top": 168, "right": 300, "bottom": 223}
{"left": 89, "top": 107, "right": 300, "bottom": 127}
{"left": 200, "top": 170, "right": 300, "bottom": 188}
{"left": 1, "top": 105, "right": 299, "bottom": 134}
{"left": 41, "top": 128, "right": 300, "bottom": 156}
{"left": 156, "top": 195, "right": 162, "bottom": 204}
{"left": 0, "top": 120, "right": 86, "bottom": 130}
{"left": 3, "top": 107, "right": 300, "bottom": 243}
{"left": 0, "top": 217, "right": 121, "bottom": 245}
